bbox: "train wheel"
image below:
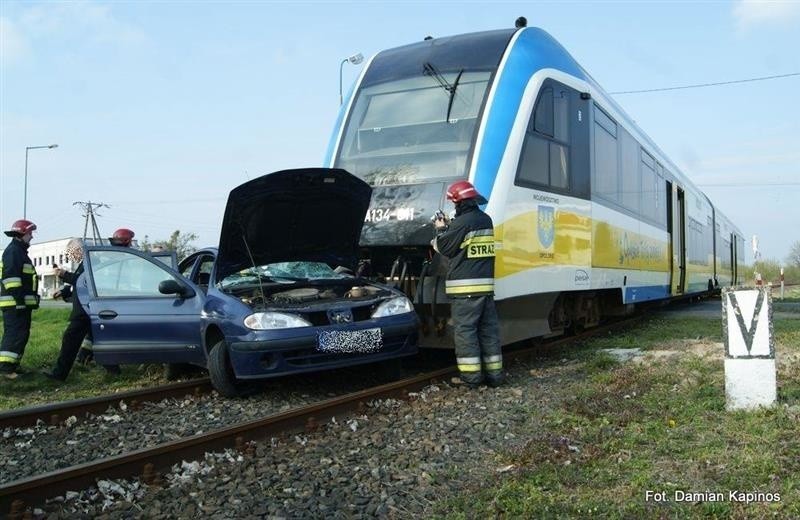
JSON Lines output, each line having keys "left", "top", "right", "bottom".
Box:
{"left": 208, "top": 340, "right": 241, "bottom": 397}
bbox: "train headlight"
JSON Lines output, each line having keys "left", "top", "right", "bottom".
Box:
{"left": 244, "top": 312, "right": 312, "bottom": 330}
{"left": 372, "top": 297, "right": 414, "bottom": 318}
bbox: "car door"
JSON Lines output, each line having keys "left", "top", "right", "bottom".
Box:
{"left": 78, "top": 245, "right": 205, "bottom": 365}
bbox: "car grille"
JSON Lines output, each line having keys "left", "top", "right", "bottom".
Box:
{"left": 305, "top": 305, "right": 373, "bottom": 326}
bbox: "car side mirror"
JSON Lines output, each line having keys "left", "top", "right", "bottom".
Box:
{"left": 159, "top": 279, "right": 196, "bottom": 298}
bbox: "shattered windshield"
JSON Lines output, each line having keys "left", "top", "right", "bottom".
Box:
{"left": 220, "top": 261, "right": 352, "bottom": 288}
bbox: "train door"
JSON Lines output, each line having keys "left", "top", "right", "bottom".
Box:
{"left": 668, "top": 182, "right": 686, "bottom": 294}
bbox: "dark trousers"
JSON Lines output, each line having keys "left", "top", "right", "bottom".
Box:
{"left": 1, "top": 308, "right": 33, "bottom": 367}
{"left": 451, "top": 295, "right": 503, "bottom": 386}
{"left": 53, "top": 312, "right": 90, "bottom": 379}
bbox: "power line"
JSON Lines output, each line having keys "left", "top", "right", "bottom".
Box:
{"left": 610, "top": 72, "right": 800, "bottom": 95}
{"left": 698, "top": 182, "right": 800, "bottom": 187}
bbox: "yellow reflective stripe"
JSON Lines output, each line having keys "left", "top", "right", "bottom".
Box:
{"left": 3, "top": 277, "right": 22, "bottom": 288}
{"left": 464, "top": 228, "right": 494, "bottom": 239}
{"left": 446, "top": 278, "right": 494, "bottom": 287}
{"left": 0, "top": 298, "right": 16, "bottom": 307}
{"left": 457, "top": 356, "right": 481, "bottom": 364}
{"left": 0, "top": 351, "right": 20, "bottom": 361}
{"left": 459, "top": 235, "right": 495, "bottom": 249}
{"left": 484, "top": 362, "right": 503, "bottom": 370}
{"left": 24, "top": 295, "right": 38, "bottom": 303}
{"left": 458, "top": 364, "right": 482, "bottom": 372}
{"left": 22, "top": 264, "right": 35, "bottom": 274}
{"left": 446, "top": 285, "right": 494, "bottom": 294}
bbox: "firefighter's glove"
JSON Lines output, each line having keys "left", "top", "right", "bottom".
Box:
{"left": 76, "top": 348, "right": 94, "bottom": 365}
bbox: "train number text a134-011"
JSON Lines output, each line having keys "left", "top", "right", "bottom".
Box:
{"left": 364, "top": 207, "right": 415, "bottom": 223}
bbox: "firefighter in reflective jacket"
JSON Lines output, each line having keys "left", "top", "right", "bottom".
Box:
{"left": 432, "top": 181, "right": 503, "bottom": 388}
{"left": 0, "top": 219, "right": 39, "bottom": 378}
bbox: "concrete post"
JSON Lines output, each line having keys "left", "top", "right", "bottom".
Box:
{"left": 723, "top": 287, "right": 776, "bottom": 410}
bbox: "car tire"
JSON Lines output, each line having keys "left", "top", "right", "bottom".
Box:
{"left": 208, "top": 340, "right": 241, "bottom": 397}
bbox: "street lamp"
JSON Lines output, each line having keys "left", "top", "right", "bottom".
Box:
{"left": 24, "top": 144, "right": 58, "bottom": 218}
{"left": 339, "top": 53, "right": 364, "bottom": 105}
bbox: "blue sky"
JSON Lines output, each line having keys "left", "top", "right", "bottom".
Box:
{"left": 1, "top": 0, "right": 798, "bottom": 263}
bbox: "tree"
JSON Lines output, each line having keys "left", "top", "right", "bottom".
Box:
{"left": 147, "top": 230, "right": 198, "bottom": 261}
{"left": 787, "top": 240, "right": 800, "bottom": 268}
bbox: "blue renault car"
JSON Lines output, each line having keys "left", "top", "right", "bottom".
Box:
{"left": 76, "top": 168, "right": 419, "bottom": 396}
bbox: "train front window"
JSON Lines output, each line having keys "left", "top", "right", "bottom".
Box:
{"left": 335, "top": 71, "right": 491, "bottom": 185}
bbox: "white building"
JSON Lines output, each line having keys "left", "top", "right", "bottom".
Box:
{"left": 26, "top": 237, "right": 82, "bottom": 298}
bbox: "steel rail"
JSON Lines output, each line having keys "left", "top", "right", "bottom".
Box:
{"left": 0, "top": 379, "right": 213, "bottom": 429}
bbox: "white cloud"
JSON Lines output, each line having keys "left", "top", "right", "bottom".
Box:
{"left": 733, "top": 0, "right": 800, "bottom": 30}
{"left": 0, "top": 17, "right": 30, "bottom": 65}
{"left": 15, "top": 2, "right": 146, "bottom": 49}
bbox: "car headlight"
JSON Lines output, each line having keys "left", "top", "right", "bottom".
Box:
{"left": 244, "top": 312, "right": 312, "bottom": 330}
{"left": 371, "top": 296, "right": 414, "bottom": 318}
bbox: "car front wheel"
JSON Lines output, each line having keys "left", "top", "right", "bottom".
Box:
{"left": 208, "top": 340, "right": 241, "bottom": 397}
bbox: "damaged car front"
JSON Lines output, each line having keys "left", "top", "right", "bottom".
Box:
{"left": 205, "top": 168, "right": 419, "bottom": 395}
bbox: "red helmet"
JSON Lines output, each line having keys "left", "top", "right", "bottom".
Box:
{"left": 446, "top": 180, "right": 485, "bottom": 203}
{"left": 4, "top": 219, "right": 37, "bottom": 237}
{"left": 109, "top": 228, "right": 135, "bottom": 246}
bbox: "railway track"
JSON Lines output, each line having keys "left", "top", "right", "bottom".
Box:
{"left": 0, "top": 379, "right": 213, "bottom": 430}
{"left": 1, "top": 315, "right": 645, "bottom": 517}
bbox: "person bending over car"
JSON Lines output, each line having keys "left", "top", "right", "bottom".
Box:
{"left": 42, "top": 229, "right": 135, "bottom": 381}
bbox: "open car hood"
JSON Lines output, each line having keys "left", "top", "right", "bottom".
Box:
{"left": 216, "top": 168, "right": 372, "bottom": 282}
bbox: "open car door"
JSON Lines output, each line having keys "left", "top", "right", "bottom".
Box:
{"left": 76, "top": 245, "right": 205, "bottom": 366}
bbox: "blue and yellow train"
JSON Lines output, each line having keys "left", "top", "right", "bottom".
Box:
{"left": 325, "top": 22, "right": 746, "bottom": 347}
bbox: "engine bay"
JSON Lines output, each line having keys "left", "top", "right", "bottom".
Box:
{"left": 226, "top": 282, "right": 390, "bottom": 310}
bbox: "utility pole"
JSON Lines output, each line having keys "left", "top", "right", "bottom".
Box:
{"left": 73, "top": 201, "right": 110, "bottom": 245}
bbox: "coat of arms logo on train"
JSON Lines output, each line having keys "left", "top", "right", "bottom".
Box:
{"left": 537, "top": 206, "right": 555, "bottom": 249}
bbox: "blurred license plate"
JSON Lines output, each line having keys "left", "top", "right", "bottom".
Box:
{"left": 317, "top": 328, "right": 383, "bottom": 353}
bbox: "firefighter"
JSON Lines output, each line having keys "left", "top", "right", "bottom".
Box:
{"left": 109, "top": 228, "right": 135, "bottom": 247}
{"left": 432, "top": 181, "right": 503, "bottom": 388}
{"left": 0, "top": 219, "right": 40, "bottom": 379}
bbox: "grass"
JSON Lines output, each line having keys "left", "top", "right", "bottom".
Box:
{"left": 435, "top": 312, "right": 800, "bottom": 519}
{"left": 0, "top": 308, "right": 174, "bottom": 410}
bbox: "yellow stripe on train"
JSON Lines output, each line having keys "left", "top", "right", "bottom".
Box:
{"left": 493, "top": 208, "right": 669, "bottom": 279}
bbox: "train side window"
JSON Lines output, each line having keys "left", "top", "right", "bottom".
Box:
{"left": 640, "top": 150, "right": 657, "bottom": 223}
{"left": 517, "top": 80, "right": 572, "bottom": 193}
{"left": 533, "top": 87, "right": 554, "bottom": 137}
{"left": 592, "top": 105, "right": 618, "bottom": 202}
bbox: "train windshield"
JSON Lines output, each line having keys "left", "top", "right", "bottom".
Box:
{"left": 336, "top": 71, "right": 490, "bottom": 185}
{"left": 333, "top": 29, "right": 514, "bottom": 186}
